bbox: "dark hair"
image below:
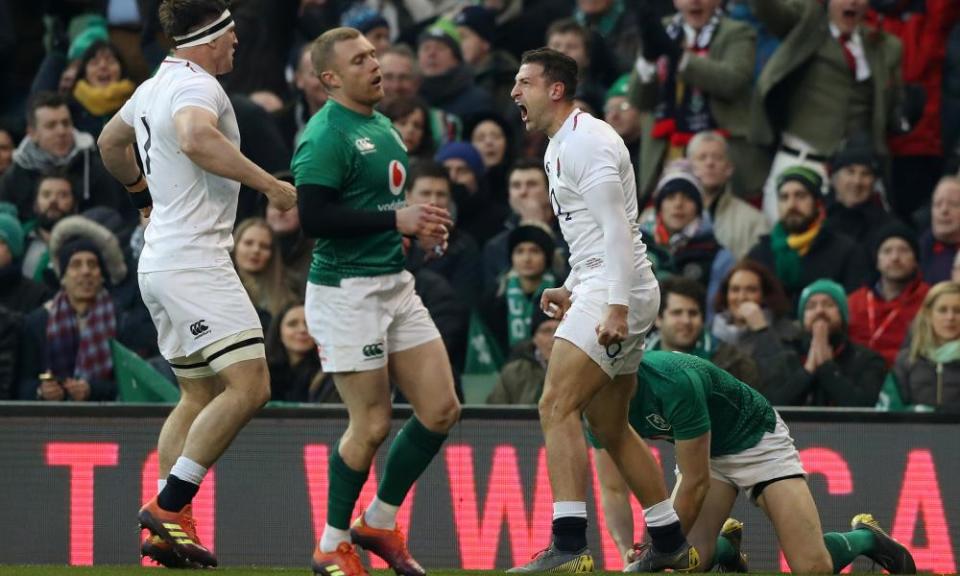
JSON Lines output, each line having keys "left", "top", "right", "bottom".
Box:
{"left": 79, "top": 40, "right": 128, "bottom": 82}
{"left": 37, "top": 168, "right": 72, "bottom": 188}
{"left": 508, "top": 158, "right": 547, "bottom": 187}
{"left": 26, "top": 91, "right": 70, "bottom": 128}
{"left": 713, "top": 260, "right": 790, "bottom": 318}
{"left": 545, "top": 18, "right": 589, "bottom": 46}
{"left": 158, "top": 0, "right": 229, "bottom": 39}
{"left": 465, "top": 112, "right": 514, "bottom": 166}
{"left": 520, "top": 47, "right": 578, "bottom": 101}
{"left": 406, "top": 160, "right": 450, "bottom": 191}
{"left": 658, "top": 276, "right": 706, "bottom": 316}
{"left": 378, "top": 95, "right": 435, "bottom": 156}
{"left": 265, "top": 300, "right": 306, "bottom": 366}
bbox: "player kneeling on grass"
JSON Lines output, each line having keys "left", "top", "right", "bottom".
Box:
{"left": 592, "top": 351, "right": 917, "bottom": 574}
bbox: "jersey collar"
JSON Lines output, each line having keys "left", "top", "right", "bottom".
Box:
{"left": 550, "top": 107, "right": 584, "bottom": 142}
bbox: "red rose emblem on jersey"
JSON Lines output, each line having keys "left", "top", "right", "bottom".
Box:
{"left": 389, "top": 160, "right": 406, "bottom": 196}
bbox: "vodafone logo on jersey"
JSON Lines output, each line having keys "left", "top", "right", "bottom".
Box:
{"left": 389, "top": 160, "right": 406, "bottom": 196}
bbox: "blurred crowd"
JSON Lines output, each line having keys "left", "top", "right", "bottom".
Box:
{"left": 0, "top": 0, "right": 959, "bottom": 412}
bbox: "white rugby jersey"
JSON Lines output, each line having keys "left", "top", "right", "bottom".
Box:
{"left": 120, "top": 57, "right": 241, "bottom": 273}
{"left": 544, "top": 108, "right": 651, "bottom": 304}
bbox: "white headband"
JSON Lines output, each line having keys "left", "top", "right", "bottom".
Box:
{"left": 173, "top": 9, "right": 235, "bottom": 48}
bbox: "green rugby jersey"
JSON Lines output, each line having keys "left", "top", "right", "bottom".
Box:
{"left": 291, "top": 99, "right": 409, "bottom": 285}
{"left": 589, "top": 351, "right": 776, "bottom": 457}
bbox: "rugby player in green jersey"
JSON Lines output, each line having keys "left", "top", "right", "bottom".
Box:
{"left": 291, "top": 27, "right": 458, "bottom": 576}
{"left": 591, "top": 351, "right": 916, "bottom": 574}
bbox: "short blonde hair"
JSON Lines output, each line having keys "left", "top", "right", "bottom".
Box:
{"left": 909, "top": 281, "right": 960, "bottom": 363}
{"left": 310, "top": 27, "right": 362, "bottom": 88}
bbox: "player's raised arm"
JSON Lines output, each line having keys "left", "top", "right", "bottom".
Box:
{"left": 173, "top": 106, "right": 296, "bottom": 210}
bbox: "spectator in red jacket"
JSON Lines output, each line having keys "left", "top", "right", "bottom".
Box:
{"left": 848, "top": 223, "right": 929, "bottom": 367}
{"left": 868, "top": 0, "right": 960, "bottom": 220}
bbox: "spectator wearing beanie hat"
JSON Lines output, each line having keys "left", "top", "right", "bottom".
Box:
{"left": 766, "top": 279, "right": 887, "bottom": 406}
{"left": 455, "top": 6, "right": 519, "bottom": 117}
{"left": 0, "top": 204, "right": 52, "bottom": 313}
{"left": 748, "top": 165, "right": 870, "bottom": 304}
{"left": 642, "top": 165, "right": 733, "bottom": 315}
{"left": 823, "top": 134, "right": 897, "bottom": 245}
{"left": 847, "top": 223, "right": 929, "bottom": 366}
{"left": 435, "top": 141, "right": 485, "bottom": 195}
{"left": 486, "top": 305, "right": 560, "bottom": 405}
{"left": 478, "top": 221, "right": 557, "bottom": 359}
{"left": 341, "top": 6, "right": 391, "bottom": 55}
{"left": 19, "top": 217, "right": 125, "bottom": 401}
{"left": 435, "top": 141, "right": 508, "bottom": 245}
{"left": 418, "top": 19, "right": 494, "bottom": 119}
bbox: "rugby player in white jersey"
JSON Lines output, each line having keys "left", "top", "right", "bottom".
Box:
{"left": 97, "top": 0, "right": 295, "bottom": 568}
{"left": 507, "top": 48, "right": 698, "bottom": 573}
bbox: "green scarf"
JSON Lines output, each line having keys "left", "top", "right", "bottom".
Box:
{"left": 770, "top": 222, "right": 802, "bottom": 291}
{"left": 930, "top": 340, "right": 960, "bottom": 364}
{"left": 506, "top": 272, "right": 555, "bottom": 348}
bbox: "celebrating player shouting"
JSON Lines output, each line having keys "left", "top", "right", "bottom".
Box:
{"left": 291, "top": 28, "right": 460, "bottom": 576}
{"left": 507, "top": 48, "right": 698, "bottom": 573}
{"left": 97, "top": 0, "right": 296, "bottom": 568}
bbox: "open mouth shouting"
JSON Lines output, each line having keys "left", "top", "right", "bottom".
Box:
{"left": 517, "top": 102, "right": 528, "bottom": 123}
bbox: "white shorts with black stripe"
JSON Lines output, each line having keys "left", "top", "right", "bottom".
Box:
{"left": 554, "top": 275, "right": 659, "bottom": 378}
{"left": 139, "top": 261, "right": 265, "bottom": 377}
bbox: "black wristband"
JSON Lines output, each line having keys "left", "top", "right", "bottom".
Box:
{"left": 123, "top": 173, "right": 144, "bottom": 188}
{"left": 129, "top": 189, "right": 153, "bottom": 209}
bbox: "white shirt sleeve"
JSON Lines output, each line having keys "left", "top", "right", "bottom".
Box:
{"left": 583, "top": 179, "right": 633, "bottom": 306}
{"left": 571, "top": 135, "right": 623, "bottom": 196}
{"left": 170, "top": 75, "right": 223, "bottom": 118}
{"left": 118, "top": 93, "right": 136, "bottom": 126}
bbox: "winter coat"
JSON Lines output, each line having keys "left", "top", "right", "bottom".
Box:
{"left": 918, "top": 228, "right": 957, "bottom": 284}
{"left": 419, "top": 65, "right": 495, "bottom": 120}
{"left": 486, "top": 341, "right": 546, "bottom": 405}
{"left": 747, "top": 226, "right": 870, "bottom": 305}
{"left": 708, "top": 188, "right": 770, "bottom": 260}
{"left": 868, "top": 0, "right": 960, "bottom": 157}
{"left": 847, "top": 277, "right": 928, "bottom": 366}
{"left": 18, "top": 304, "right": 117, "bottom": 401}
{"left": 711, "top": 311, "right": 802, "bottom": 396}
{"left": 0, "top": 265, "right": 51, "bottom": 314}
{"left": 766, "top": 334, "right": 887, "bottom": 406}
{"left": 823, "top": 197, "right": 898, "bottom": 246}
{"left": 0, "top": 305, "right": 19, "bottom": 400}
{"left": 406, "top": 228, "right": 483, "bottom": 310}
{"left": 882, "top": 345, "right": 960, "bottom": 410}
{"left": 0, "top": 132, "right": 134, "bottom": 224}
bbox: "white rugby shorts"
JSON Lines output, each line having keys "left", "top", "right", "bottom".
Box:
{"left": 305, "top": 270, "right": 440, "bottom": 373}
{"left": 139, "top": 262, "right": 265, "bottom": 376}
{"left": 554, "top": 275, "right": 659, "bottom": 378}
{"left": 704, "top": 412, "right": 808, "bottom": 503}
